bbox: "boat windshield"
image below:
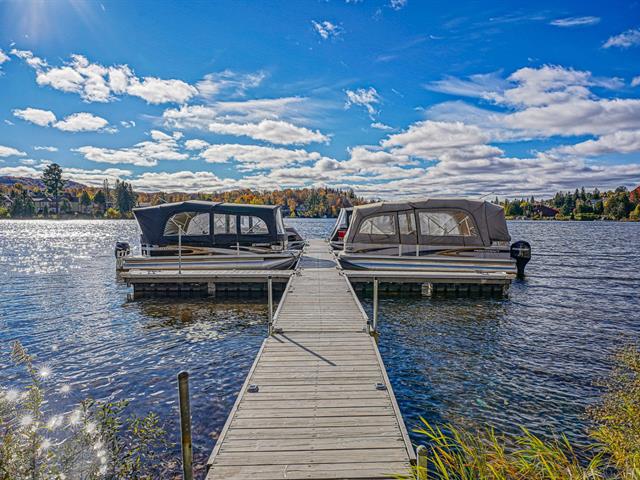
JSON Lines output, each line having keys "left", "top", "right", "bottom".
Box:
{"left": 163, "top": 212, "right": 210, "bottom": 236}
{"left": 417, "top": 211, "right": 477, "bottom": 236}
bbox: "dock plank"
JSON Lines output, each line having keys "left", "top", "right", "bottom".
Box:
{"left": 206, "top": 240, "right": 414, "bottom": 480}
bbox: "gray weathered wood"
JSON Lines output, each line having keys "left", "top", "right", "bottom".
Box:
{"left": 206, "top": 240, "right": 414, "bottom": 479}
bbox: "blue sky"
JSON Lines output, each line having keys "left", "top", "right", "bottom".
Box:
{"left": 0, "top": 0, "right": 639, "bottom": 198}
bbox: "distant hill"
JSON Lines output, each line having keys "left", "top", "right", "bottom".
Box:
{"left": 0, "top": 176, "right": 87, "bottom": 190}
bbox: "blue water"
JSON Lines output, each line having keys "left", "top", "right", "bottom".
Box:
{"left": 0, "top": 219, "right": 638, "bottom": 475}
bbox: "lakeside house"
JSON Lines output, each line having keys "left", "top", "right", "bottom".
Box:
{"left": 631, "top": 185, "right": 640, "bottom": 202}
{"left": 26, "top": 192, "right": 105, "bottom": 215}
{"left": 533, "top": 203, "right": 559, "bottom": 218}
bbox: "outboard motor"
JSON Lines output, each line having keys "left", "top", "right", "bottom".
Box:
{"left": 115, "top": 241, "right": 131, "bottom": 271}
{"left": 115, "top": 241, "right": 131, "bottom": 258}
{"left": 510, "top": 240, "right": 531, "bottom": 277}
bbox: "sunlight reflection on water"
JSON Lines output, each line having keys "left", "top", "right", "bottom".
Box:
{"left": 1, "top": 218, "right": 639, "bottom": 471}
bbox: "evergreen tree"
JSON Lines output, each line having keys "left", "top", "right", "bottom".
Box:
{"left": 93, "top": 190, "right": 106, "bottom": 209}
{"left": 41, "top": 163, "right": 64, "bottom": 214}
{"left": 9, "top": 185, "right": 35, "bottom": 217}
{"left": 114, "top": 180, "right": 137, "bottom": 216}
{"left": 80, "top": 191, "right": 92, "bottom": 214}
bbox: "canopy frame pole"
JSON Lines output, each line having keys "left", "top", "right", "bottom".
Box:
{"left": 178, "top": 225, "right": 182, "bottom": 275}
{"left": 372, "top": 276, "right": 379, "bottom": 333}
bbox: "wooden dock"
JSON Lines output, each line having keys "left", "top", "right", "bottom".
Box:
{"left": 206, "top": 239, "right": 415, "bottom": 479}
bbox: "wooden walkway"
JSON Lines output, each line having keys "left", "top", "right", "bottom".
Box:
{"left": 206, "top": 239, "right": 414, "bottom": 479}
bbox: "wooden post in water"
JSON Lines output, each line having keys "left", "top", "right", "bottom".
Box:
{"left": 267, "top": 275, "right": 273, "bottom": 334}
{"left": 416, "top": 444, "right": 427, "bottom": 480}
{"left": 372, "top": 277, "right": 379, "bottom": 333}
{"left": 178, "top": 371, "right": 193, "bottom": 480}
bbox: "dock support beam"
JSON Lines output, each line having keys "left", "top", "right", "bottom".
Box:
{"left": 178, "top": 371, "right": 193, "bottom": 480}
{"left": 372, "top": 277, "right": 379, "bottom": 333}
{"left": 267, "top": 276, "right": 273, "bottom": 334}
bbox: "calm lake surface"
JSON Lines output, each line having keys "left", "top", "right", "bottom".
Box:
{"left": 1, "top": 219, "right": 639, "bottom": 471}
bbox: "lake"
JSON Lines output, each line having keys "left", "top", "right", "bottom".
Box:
{"left": 1, "top": 219, "right": 638, "bottom": 473}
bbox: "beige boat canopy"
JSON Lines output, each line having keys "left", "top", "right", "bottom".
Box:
{"left": 344, "top": 199, "right": 510, "bottom": 248}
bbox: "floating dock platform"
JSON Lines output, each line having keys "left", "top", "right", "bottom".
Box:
{"left": 120, "top": 269, "right": 293, "bottom": 298}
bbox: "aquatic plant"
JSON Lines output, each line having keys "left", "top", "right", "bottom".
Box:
{"left": 589, "top": 345, "right": 640, "bottom": 477}
{"left": 0, "top": 341, "right": 170, "bottom": 480}
{"left": 402, "top": 345, "right": 640, "bottom": 480}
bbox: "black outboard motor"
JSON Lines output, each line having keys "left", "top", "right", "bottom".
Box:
{"left": 115, "top": 241, "right": 131, "bottom": 271}
{"left": 510, "top": 240, "right": 531, "bottom": 277}
{"left": 115, "top": 241, "right": 131, "bottom": 258}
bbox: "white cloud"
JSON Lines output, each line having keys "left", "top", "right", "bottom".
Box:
{"left": 13, "top": 49, "right": 196, "bottom": 104}
{"left": 312, "top": 20, "right": 342, "bottom": 40}
{"left": 603, "top": 28, "right": 640, "bottom": 49}
{"left": 197, "top": 143, "right": 326, "bottom": 171}
{"left": 63, "top": 167, "right": 133, "bottom": 186}
{"left": 208, "top": 119, "right": 329, "bottom": 145}
{"left": 13, "top": 108, "right": 112, "bottom": 132}
{"left": 196, "top": 70, "right": 266, "bottom": 99}
{"left": 426, "top": 66, "right": 622, "bottom": 108}
{"left": 497, "top": 65, "right": 622, "bottom": 107}
{"left": 389, "top": 0, "right": 407, "bottom": 10}
{"left": 0, "top": 164, "right": 132, "bottom": 186}
{"left": 131, "top": 170, "right": 231, "bottom": 193}
{"left": 33, "top": 146, "right": 58, "bottom": 152}
{"left": 371, "top": 122, "right": 394, "bottom": 131}
{"left": 0, "top": 166, "right": 40, "bottom": 176}
{"left": 424, "top": 71, "right": 509, "bottom": 98}
{"left": 184, "top": 139, "right": 211, "bottom": 151}
{"left": 0, "top": 49, "right": 9, "bottom": 67}
{"left": 549, "top": 16, "right": 600, "bottom": 27}
{"left": 382, "top": 120, "right": 494, "bottom": 159}
{"left": 53, "top": 113, "right": 109, "bottom": 132}
{"left": 74, "top": 130, "right": 187, "bottom": 167}
{"left": 0, "top": 145, "right": 27, "bottom": 158}
{"left": 10, "top": 49, "right": 46, "bottom": 69}
{"left": 632, "top": 76, "right": 640, "bottom": 87}
{"left": 13, "top": 107, "right": 56, "bottom": 127}
{"left": 345, "top": 87, "right": 381, "bottom": 118}
{"left": 552, "top": 130, "right": 640, "bottom": 157}
{"left": 162, "top": 97, "right": 310, "bottom": 130}
{"left": 120, "top": 120, "right": 136, "bottom": 128}
{"left": 503, "top": 98, "right": 640, "bottom": 137}
{"left": 126, "top": 77, "right": 198, "bottom": 104}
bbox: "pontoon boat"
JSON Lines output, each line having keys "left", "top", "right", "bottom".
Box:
{"left": 336, "top": 199, "right": 530, "bottom": 278}
{"left": 116, "top": 201, "right": 301, "bottom": 271}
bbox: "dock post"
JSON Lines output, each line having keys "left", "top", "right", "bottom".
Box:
{"left": 416, "top": 445, "right": 427, "bottom": 480}
{"left": 178, "top": 226, "right": 183, "bottom": 275}
{"left": 177, "top": 371, "right": 193, "bottom": 480}
{"left": 372, "top": 277, "right": 379, "bottom": 333}
{"left": 267, "top": 275, "right": 273, "bottom": 334}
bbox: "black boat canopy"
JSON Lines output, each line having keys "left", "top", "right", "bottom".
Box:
{"left": 133, "top": 200, "right": 286, "bottom": 247}
{"left": 344, "top": 199, "right": 510, "bottom": 248}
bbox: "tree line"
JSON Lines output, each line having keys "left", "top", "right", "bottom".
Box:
{"left": 496, "top": 186, "right": 640, "bottom": 221}
{"left": 0, "top": 164, "right": 137, "bottom": 218}
{"left": 1, "top": 164, "right": 638, "bottom": 221}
